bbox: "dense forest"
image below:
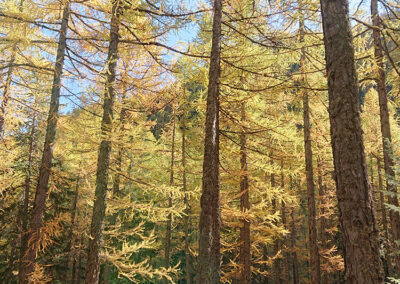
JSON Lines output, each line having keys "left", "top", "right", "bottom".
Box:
{"left": 1, "top": 0, "right": 400, "bottom": 283}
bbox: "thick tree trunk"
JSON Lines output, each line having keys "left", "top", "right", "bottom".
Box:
{"left": 197, "top": 0, "right": 222, "bottom": 282}
{"left": 84, "top": 2, "right": 122, "bottom": 283}
{"left": 300, "top": 11, "right": 321, "bottom": 284}
{"left": 320, "top": 0, "right": 384, "bottom": 281}
{"left": 18, "top": 2, "right": 70, "bottom": 282}
{"left": 181, "top": 111, "right": 191, "bottom": 284}
{"left": 371, "top": 0, "right": 400, "bottom": 265}
{"left": 18, "top": 113, "right": 36, "bottom": 279}
{"left": 239, "top": 102, "right": 251, "bottom": 284}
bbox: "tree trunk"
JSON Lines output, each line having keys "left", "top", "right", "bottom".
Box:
{"left": 280, "top": 160, "right": 289, "bottom": 284}
{"left": 317, "top": 160, "right": 328, "bottom": 284}
{"left": 377, "top": 157, "right": 393, "bottom": 276}
{"left": 19, "top": 112, "right": 36, "bottom": 278}
{"left": 0, "top": 45, "right": 16, "bottom": 139}
{"left": 270, "top": 158, "right": 281, "bottom": 284}
{"left": 181, "top": 109, "right": 191, "bottom": 284}
{"left": 300, "top": 10, "right": 321, "bottom": 283}
{"left": 164, "top": 108, "right": 176, "bottom": 281}
{"left": 371, "top": 0, "right": 400, "bottom": 267}
{"left": 239, "top": 102, "right": 251, "bottom": 284}
{"left": 19, "top": 2, "right": 70, "bottom": 282}
{"left": 197, "top": 0, "right": 222, "bottom": 282}
{"left": 84, "top": 2, "right": 122, "bottom": 283}
{"left": 66, "top": 177, "right": 80, "bottom": 281}
{"left": 112, "top": 92, "right": 128, "bottom": 195}
{"left": 289, "top": 176, "right": 299, "bottom": 284}
{"left": 320, "top": 0, "right": 384, "bottom": 281}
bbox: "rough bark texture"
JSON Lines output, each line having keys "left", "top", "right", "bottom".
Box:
{"left": 84, "top": 2, "right": 122, "bottom": 283}
{"left": 197, "top": 0, "right": 222, "bottom": 282}
{"left": 182, "top": 112, "right": 191, "bottom": 284}
{"left": 19, "top": 2, "right": 70, "bottom": 282}
{"left": 239, "top": 103, "right": 251, "bottom": 284}
{"left": 300, "top": 13, "right": 321, "bottom": 284}
{"left": 320, "top": 0, "right": 384, "bottom": 281}
{"left": 371, "top": 0, "right": 400, "bottom": 254}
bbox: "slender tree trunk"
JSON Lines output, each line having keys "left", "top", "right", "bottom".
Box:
{"left": 290, "top": 208, "right": 299, "bottom": 284}
{"left": 181, "top": 110, "right": 191, "bottom": 284}
{"left": 317, "top": 160, "right": 328, "bottom": 284}
{"left": 377, "top": 158, "right": 393, "bottom": 276}
{"left": 66, "top": 177, "right": 80, "bottom": 282}
{"left": 371, "top": 0, "right": 400, "bottom": 267}
{"left": 0, "top": 45, "right": 16, "bottom": 139}
{"left": 75, "top": 237, "right": 84, "bottom": 284}
{"left": 320, "top": 0, "right": 384, "bottom": 281}
{"left": 19, "top": 2, "right": 70, "bottom": 282}
{"left": 19, "top": 113, "right": 36, "bottom": 277}
{"left": 239, "top": 102, "right": 251, "bottom": 284}
{"left": 280, "top": 160, "right": 289, "bottom": 284}
{"left": 300, "top": 10, "right": 321, "bottom": 283}
{"left": 197, "top": 0, "right": 222, "bottom": 282}
{"left": 289, "top": 176, "right": 299, "bottom": 284}
{"left": 164, "top": 108, "right": 176, "bottom": 281}
{"left": 270, "top": 158, "right": 281, "bottom": 284}
{"left": 85, "top": 2, "right": 122, "bottom": 283}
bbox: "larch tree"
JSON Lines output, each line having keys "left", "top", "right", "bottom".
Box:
{"left": 299, "top": 1, "right": 321, "bottom": 282}
{"left": 84, "top": 0, "right": 124, "bottom": 282}
{"left": 19, "top": 1, "right": 71, "bottom": 282}
{"left": 370, "top": 0, "right": 400, "bottom": 261}
{"left": 197, "top": 0, "right": 223, "bottom": 283}
{"left": 320, "top": 0, "right": 384, "bottom": 281}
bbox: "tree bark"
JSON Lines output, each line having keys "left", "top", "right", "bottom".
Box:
{"left": 181, "top": 109, "right": 191, "bottom": 284}
{"left": 197, "top": 0, "right": 222, "bottom": 282}
{"left": 289, "top": 176, "right": 299, "bottom": 284}
{"left": 239, "top": 102, "right": 251, "bottom": 284}
{"left": 299, "top": 9, "right": 321, "bottom": 283}
{"left": 18, "top": 112, "right": 36, "bottom": 280}
{"left": 66, "top": 177, "right": 80, "bottom": 282}
{"left": 317, "top": 160, "right": 328, "bottom": 284}
{"left": 164, "top": 107, "right": 176, "bottom": 281}
{"left": 84, "top": 2, "right": 122, "bottom": 283}
{"left": 18, "top": 2, "right": 70, "bottom": 282}
{"left": 0, "top": 45, "right": 16, "bottom": 139}
{"left": 371, "top": 0, "right": 400, "bottom": 264}
{"left": 280, "top": 160, "right": 289, "bottom": 284}
{"left": 320, "top": 0, "right": 384, "bottom": 281}
{"left": 270, "top": 158, "right": 281, "bottom": 284}
{"left": 377, "top": 157, "right": 393, "bottom": 276}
